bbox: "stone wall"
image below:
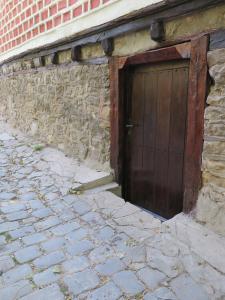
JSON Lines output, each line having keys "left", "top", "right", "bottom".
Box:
{"left": 196, "top": 49, "right": 225, "bottom": 236}
{"left": 0, "top": 63, "right": 110, "bottom": 171}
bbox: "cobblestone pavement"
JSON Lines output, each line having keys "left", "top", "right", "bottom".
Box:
{"left": 0, "top": 124, "right": 225, "bottom": 300}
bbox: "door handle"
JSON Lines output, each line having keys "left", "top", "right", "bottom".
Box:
{"left": 125, "top": 124, "right": 134, "bottom": 128}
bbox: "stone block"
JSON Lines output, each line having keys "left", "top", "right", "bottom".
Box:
{"left": 0, "top": 280, "right": 33, "bottom": 300}
{"left": 144, "top": 287, "right": 176, "bottom": 300}
{"left": 1, "top": 203, "right": 26, "bottom": 213}
{"left": 65, "top": 228, "right": 89, "bottom": 242}
{"left": 20, "top": 283, "right": 64, "bottom": 300}
{"left": 62, "top": 256, "right": 89, "bottom": 273}
{"left": 33, "top": 251, "right": 65, "bottom": 269}
{"left": 6, "top": 210, "right": 29, "bottom": 221}
{"left": 0, "top": 222, "right": 19, "bottom": 233}
{"left": 87, "top": 282, "right": 122, "bottom": 300}
{"left": 112, "top": 271, "right": 144, "bottom": 296}
{"left": 15, "top": 245, "right": 41, "bottom": 263}
{"left": 0, "top": 256, "right": 15, "bottom": 273}
{"left": 34, "top": 216, "right": 61, "bottom": 231}
{"left": 66, "top": 240, "right": 94, "bottom": 256}
{"left": 9, "top": 226, "right": 35, "bottom": 239}
{"left": 22, "top": 232, "right": 47, "bottom": 245}
{"left": 32, "top": 208, "right": 52, "bottom": 218}
{"left": 73, "top": 200, "right": 91, "bottom": 215}
{"left": 63, "top": 269, "right": 100, "bottom": 296}
{"left": 51, "top": 221, "right": 80, "bottom": 236}
{"left": 41, "top": 237, "right": 67, "bottom": 253}
{"left": 81, "top": 212, "right": 105, "bottom": 226}
{"left": 137, "top": 267, "right": 167, "bottom": 290}
{"left": 95, "top": 257, "right": 124, "bottom": 276}
{"left": 3, "top": 264, "right": 32, "bottom": 284}
{"left": 33, "top": 267, "right": 60, "bottom": 286}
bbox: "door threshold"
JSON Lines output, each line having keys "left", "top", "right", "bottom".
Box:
{"left": 136, "top": 205, "right": 167, "bottom": 222}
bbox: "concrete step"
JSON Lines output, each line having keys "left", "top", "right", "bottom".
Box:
{"left": 84, "top": 182, "right": 119, "bottom": 194}
{"left": 70, "top": 174, "right": 114, "bottom": 193}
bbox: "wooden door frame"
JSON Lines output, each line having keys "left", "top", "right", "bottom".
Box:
{"left": 109, "top": 35, "right": 208, "bottom": 214}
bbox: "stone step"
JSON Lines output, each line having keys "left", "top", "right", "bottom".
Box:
{"left": 72, "top": 174, "right": 115, "bottom": 193}
{"left": 162, "top": 213, "right": 225, "bottom": 274}
{"left": 84, "top": 182, "right": 119, "bottom": 195}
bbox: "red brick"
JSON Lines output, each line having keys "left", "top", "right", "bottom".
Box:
{"left": 34, "top": 14, "right": 40, "bottom": 24}
{"left": 73, "top": 5, "right": 82, "bottom": 17}
{"left": 33, "top": 27, "right": 38, "bottom": 36}
{"left": 18, "top": 24, "right": 23, "bottom": 34}
{"left": 26, "top": 8, "right": 31, "bottom": 18}
{"left": 38, "top": 0, "right": 43, "bottom": 9}
{"left": 17, "top": 3, "right": 22, "bottom": 13}
{"left": 50, "top": 4, "right": 57, "bottom": 16}
{"left": 41, "top": 9, "right": 48, "bottom": 20}
{"left": 22, "top": 34, "right": 26, "bottom": 42}
{"left": 69, "top": 0, "right": 78, "bottom": 5}
{"left": 54, "top": 15, "right": 61, "bottom": 26}
{"left": 84, "top": 1, "right": 89, "bottom": 12}
{"left": 15, "top": 16, "right": 20, "bottom": 25}
{"left": 40, "top": 24, "right": 45, "bottom": 33}
{"left": 45, "top": 0, "right": 51, "bottom": 5}
{"left": 26, "top": 31, "right": 32, "bottom": 39}
{"left": 22, "top": 0, "right": 28, "bottom": 9}
{"left": 12, "top": 7, "right": 17, "bottom": 17}
{"left": 21, "top": 12, "right": 25, "bottom": 21}
{"left": 16, "top": 36, "right": 21, "bottom": 45}
{"left": 29, "top": 18, "right": 34, "bottom": 27}
{"left": 58, "top": 0, "right": 67, "bottom": 10}
{"left": 91, "top": 0, "right": 100, "bottom": 9}
{"left": 63, "top": 11, "right": 71, "bottom": 22}
{"left": 46, "top": 19, "right": 53, "bottom": 30}
{"left": 32, "top": 4, "right": 37, "bottom": 14}
{"left": 23, "top": 21, "right": 28, "bottom": 31}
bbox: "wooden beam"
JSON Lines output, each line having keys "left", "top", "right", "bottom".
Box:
{"left": 183, "top": 35, "right": 209, "bottom": 213}
{"left": 150, "top": 20, "right": 164, "bottom": 42}
{"left": 71, "top": 46, "right": 81, "bottom": 61}
{"left": 109, "top": 57, "right": 120, "bottom": 180}
{"left": 50, "top": 52, "right": 58, "bottom": 64}
{"left": 101, "top": 38, "right": 114, "bottom": 56}
{"left": 0, "top": 0, "right": 223, "bottom": 66}
{"left": 124, "top": 42, "right": 191, "bottom": 67}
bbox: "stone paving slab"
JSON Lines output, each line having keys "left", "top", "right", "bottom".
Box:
{"left": 0, "top": 123, "right": 225, "bottom": 299}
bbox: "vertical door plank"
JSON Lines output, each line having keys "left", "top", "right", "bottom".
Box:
{"left": 167, "top": 66, "right": 189, "bottom": 216}
{"left": 154, "top": 69, "right": 173, "bottom": 214}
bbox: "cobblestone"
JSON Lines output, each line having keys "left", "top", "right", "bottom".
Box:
{"left": 20, "top": 283, "right": 64, "bottom": 300}
{"left": 0, "top": 123, "right": 224, "bottom": 299}
{"left": 22, "top": 232, "right": 47, "bottom": 245}
{"left": 33, "top": 267, "right": 60, "bottom": 286}
{"left": 112, "top": 270, "right": 145, "bottom": 296}
{"left": 0, "top": 255, "right": 15, "bottom": 273}
{"left": 0, "top": 280, "right": 33, "bottom": 300}
{"left": 2, "top": 264, "right": 32, "bottom": 284}
{"left": 14, "top": 245, "right": 41, "bottom": 263}
{"left": 33, "top": 251, "right": 65, "bottom": 269}
{"left": 0, "top": 221, "right": 19, "bottom": 233}
{"left": 41, "top": 237, "right": 67, "bottom": 253}
{"left": 64, "top": 269, "right": 100, "bottom": 296}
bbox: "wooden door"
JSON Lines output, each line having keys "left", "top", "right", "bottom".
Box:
{"left": 124, "top": 61, "right": 189, "bottom": 219}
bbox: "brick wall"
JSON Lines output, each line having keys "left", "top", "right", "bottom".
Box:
{"left": 0, "top": 0, "right": 113, "bottom": 54}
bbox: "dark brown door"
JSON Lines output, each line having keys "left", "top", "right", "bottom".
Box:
{"left": 124, "top": 61, "right": 189, "bottom": 219}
